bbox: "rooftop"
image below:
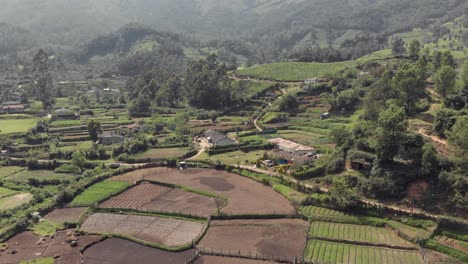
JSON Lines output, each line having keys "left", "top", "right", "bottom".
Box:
{"left": 268, "top": 138, "right": 314, "bottom": 152}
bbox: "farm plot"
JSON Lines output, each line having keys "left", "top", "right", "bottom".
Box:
{"left": 43, "top": 207, "right": 87, "bottom": 224}
{"left": 304, "top": 239, "right": 423, "bottom": 264}
{"left": 0, "top": 193, "right": 33, "bottom": 210}
{"left": 198, "top": 219, "right": 308, "bottom": 259}
{"left": 83, "top": 238, "right": 196, "bottom": 264}
{"left": 308, "top": 221, "right": 415, "bottom": 248}
{"left": 135, "top": 147, "right": 190, "bottom": 160}
{"left": 3, "top": 170, "right": 76, "bottom": 183}
{"left": 81, "top": 213, "right": 205, "bottom": 248}
{"left": 100, "top": 182, "right": 223, "bottom": 217}
{"left": 435, "top": 236, "right": 468, "bottom": 253}
{"left": 69, "top": 181, "right": 132, "bottom": 207}
{"left": 0, "top": 186, "right": 18, "bottom": 199}
{"left": 194, "top": 255, "right": 278, "bottom": 264}
{"left": 386, "top": 220, "right": 431, "bottom": 241}
{"left": 0, "top": 118, "right": 39, "bottom": 134}
{"left": 110, "top": 168, "right": 295, "bottom": 215}
{"left": 300, "top": 206, "right": 385, "bottom": 225}
{"left": 0, "top": 166, "right": 25, "bottom": 179}
{"left": 1, "top": 230, "right": 100, "bottom": 264}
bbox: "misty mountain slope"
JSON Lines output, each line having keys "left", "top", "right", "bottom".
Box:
{"left": 0, "top": 0, "right": 467, "bottom": 63}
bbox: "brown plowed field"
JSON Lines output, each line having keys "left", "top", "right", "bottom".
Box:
{"left": 81, "top": 213, "right": 205, "bottom": 247}
{"left": 198, "top": 219, "right": 308, "bottom": 259}
{"left": 0, "top": 230, "right": 100, "bottom": 264}
{"left": 83, "top": 238, "right": 196, "bottom": 264}
{"left": 110, "top": 168, "right": 295, "bottom": 215}
{"left": 99, "top": 182, "right": 222, "bottom": 217}
{"left": 195, "top": 256, "right": 278, "bottom": 264}
{"left": 43, "top": 207, "right": 87, "bottom": 224}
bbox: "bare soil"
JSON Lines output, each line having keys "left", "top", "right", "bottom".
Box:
{"left": 194, "top": 255, "right": 278, "bottom": 264}
{"left": 198, "top": 219, "right": 308, "bottom": 259}
{"left": 81, "top": 213, "right": 205, "bottom": 247}
{"left": 100, "top": 182, "right": 222, "bottom": 217}
{"left": 43, "top": 207, "right": 87, "bottom": 224}
{"left": 110, "top": 168, "right": 295, "bottom": 215}
{"left": 83, "top": 238, "right": 196, "bottom": 264}
{"left": 0, "top": 230, "right": 100, "bottom": 264}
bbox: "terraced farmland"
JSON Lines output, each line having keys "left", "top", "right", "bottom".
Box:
{"left": 308, "top": 221, "right": 415, "bottom": 248}
{"left": 99, "top": 182, "right": 224, "bottom": 217}
{"left": 304, "top": 240, "right": 423, "bottom": 264}
{"left": 81, "top": 213, "right": 205, "bottom": 248}
{"left": 300, "top": 206, "right": 385, "bottom": 225}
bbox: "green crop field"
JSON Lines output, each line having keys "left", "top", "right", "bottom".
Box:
{"left": 0, "top": 187, "right": 19, "bottom": 199}
{"left": 4, "top": 170, "right": 76, "bottom": 183}
{"left": 135, "top": 147, "right": 190, "bottom": 160}
{"left": 0, "top": 166, "right": 26, "bottom": 179}
{"left": 309, "top": 221, "right": 415, "bottom": 248}
{"left": 0, "top": 118, "right": 39, "bottom": 134}
{"left": 0, "top": 193, "right": 33, "bottom": 210}
{"left": 20, "top": 258, "right": 54, "bottom": 264}
{"left": 235, "top": 49, "right": 394, "bottom": 81}
{"left": 69, "top": 181, "right": 132, "bottom": 207}
{"left": 300, "top": 206, "right": 386, "bottom": 226}
{"left": 386, "top": 220, "right": 431, "bottom": 241}
{"left": 232, "top": 80, "right": 273, "bottom": 99}
{"left": 304, "top": 239, "right": 423, "bottom": 264}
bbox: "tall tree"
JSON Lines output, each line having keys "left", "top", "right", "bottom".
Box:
{"left": 449, "top": 116, "right": 468, "bottom": 157}
{"left": 376, "top": 104, "right": 408, "bottom": 162}
{"left": 392, "top": 37, "right": 406, "bottom": 57}
{"left": 33, "top": 49, "right": 53, "bottom": 110}
{"left": 434, "top": 66, "right": 457, "bottom": 98}
{"left": 392, "top": 63, "right": 425, "bottom": 114}
{"left": 87, "top": 120, "right": 102, "bottom": 142}
{"left": 408, "top": 40, "right": 421, "bottom": 60}
{"left": 156, "top": 76, "right": 182, "bottom": 107}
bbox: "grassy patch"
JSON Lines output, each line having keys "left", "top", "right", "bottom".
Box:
{"left": 20, "top": 258, "right": 54, "bottom": 264}
{"left": 272, "top": 184, "right": 307, "bottom": 204}
{"left": 135, "top": 147, "right": 190, "bottom": 160}
{"left": 69, "top": 181, "right": 132, "bottom": 207}
{"left": 4, "top": 170, "right": 76, "bottom": 183}
{"left": 231, "top": 80, "right": 272, "bottom": 99}
{"left": 0, "top": 118, "right": 39, "bottom": 134}
{"left": 0, "top": 187, "right": 19, "bottom": 199}
{"left": 194, "top": 150, "right": 265, "bottom": 165}
{"left": 30, "top": 220, "right": 64, "bottom": 236}
{"left": 0, "top": 193, "right": 33, "bottom": 210}
{"left": 423, "top": 239, "right": 468, "bottom": 262}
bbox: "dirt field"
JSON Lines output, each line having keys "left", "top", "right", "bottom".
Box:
{"left": 83, "top": 238, "right": 196, "bottom": 264}
{"left": 43, "top": 207, "right": 87, "bottom": 223}
{"left": 194, "top": 256, "right": 278, "bottom": 264}
{"left": 198, "top": 219, "right": 308, "bottom": 259}
{"left": 0, "top": 230, "right": 100, "bottom": 264}
{"left": 100, "top": 182, "right": 223, "bottom": 217}
{"left": 110, "top": 168, "right": 295, "bottom": 215}
{"left": 81, "top": 213, "right": 205, "bottom": 247}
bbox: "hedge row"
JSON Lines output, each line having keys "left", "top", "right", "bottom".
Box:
{"left": 291, "top": 166, "right": 326, "bottom": 180}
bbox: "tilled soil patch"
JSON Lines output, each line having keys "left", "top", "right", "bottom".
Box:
{"left": 100, "top": 182, "right": 222, "bottom": 217}
{"left": 198, "top": 219, "right": 308, "bottom": 259}
{"left": 43, "top": 207, "right": 87, "bottom": 224}
{"left": 81, "top": 213, "right": 205, "bottom": 247}
{"left": 110, "top": 168, "right": 295, "bottom": 215}
{"left": 82, "top": 238, "right": 196, "bottom": 264}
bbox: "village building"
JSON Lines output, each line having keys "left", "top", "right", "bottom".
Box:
{"left": 1, "top": 104, "right": 25, "bottom": 114}
{"left": 268, "top": 138, "right": 315, "bottom": 155}
{"left": 53, "top": 108, "right": 80, "bottom": 120}
{"left": 203, "top": 130, "right": 236, "bottom": 146}
{"left": 304, "top": 78, "right": 317, "bottom": 85}
{"left": 269, "top": 149, "right": 315, "bottom": 166}
{"left": 98, "top": 131, "right": 124, "bottom": 145}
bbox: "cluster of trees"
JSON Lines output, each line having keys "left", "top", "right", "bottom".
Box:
{"left": 128, "top": 54, "right": 236, "bottom": 116}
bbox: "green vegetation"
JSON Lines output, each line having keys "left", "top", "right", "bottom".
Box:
{"left": 0, "top": 193, "right": 33, "bottom": 210}
{"left": 423, "top": 239, "right": 468, "bottom": 262}
{"left": 69, "top": 181, "right": 132, "bottom": 207}
{"left": 3, "top": 170, "right": 76, "bottom": 183}
{"left": 0, "top": 186, "right": 18, "bottom": 198}
{"left": 20, "top": 258, "right": 54, "bottom": 264}
{"left": 236, "top": 61, "right": 357, "bottom": 81}
{"left": 300, "top": 206, "right": 386, "bottom": 227}
{"left": 304, "top": 239, "right": 422, "bottom": 264}
{"left": 0, "top": 118, "right": 39, "bottom": 134}
{"left": 30, "top": 220, "right": 63, "bottom": 236}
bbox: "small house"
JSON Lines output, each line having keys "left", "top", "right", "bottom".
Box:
{"left": 98, "top": 131, "right": 124, "bottom": 145}
{"left": 305, "top": 78, "right": 317, "bottom": 85}
{"left": 54, "top": 108, "right": 79, "bottom": 120}
{"left": 320, "top": 113, "right": 330, "bottom": 120}
{"left": 2, "top": 104, "right": 25, "bottom": 113}
{"left": 268, "top": 138, "right": 315, "bottom": 155}
{"left": 203, "top": 130, "right": 236, "bottom": 146}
